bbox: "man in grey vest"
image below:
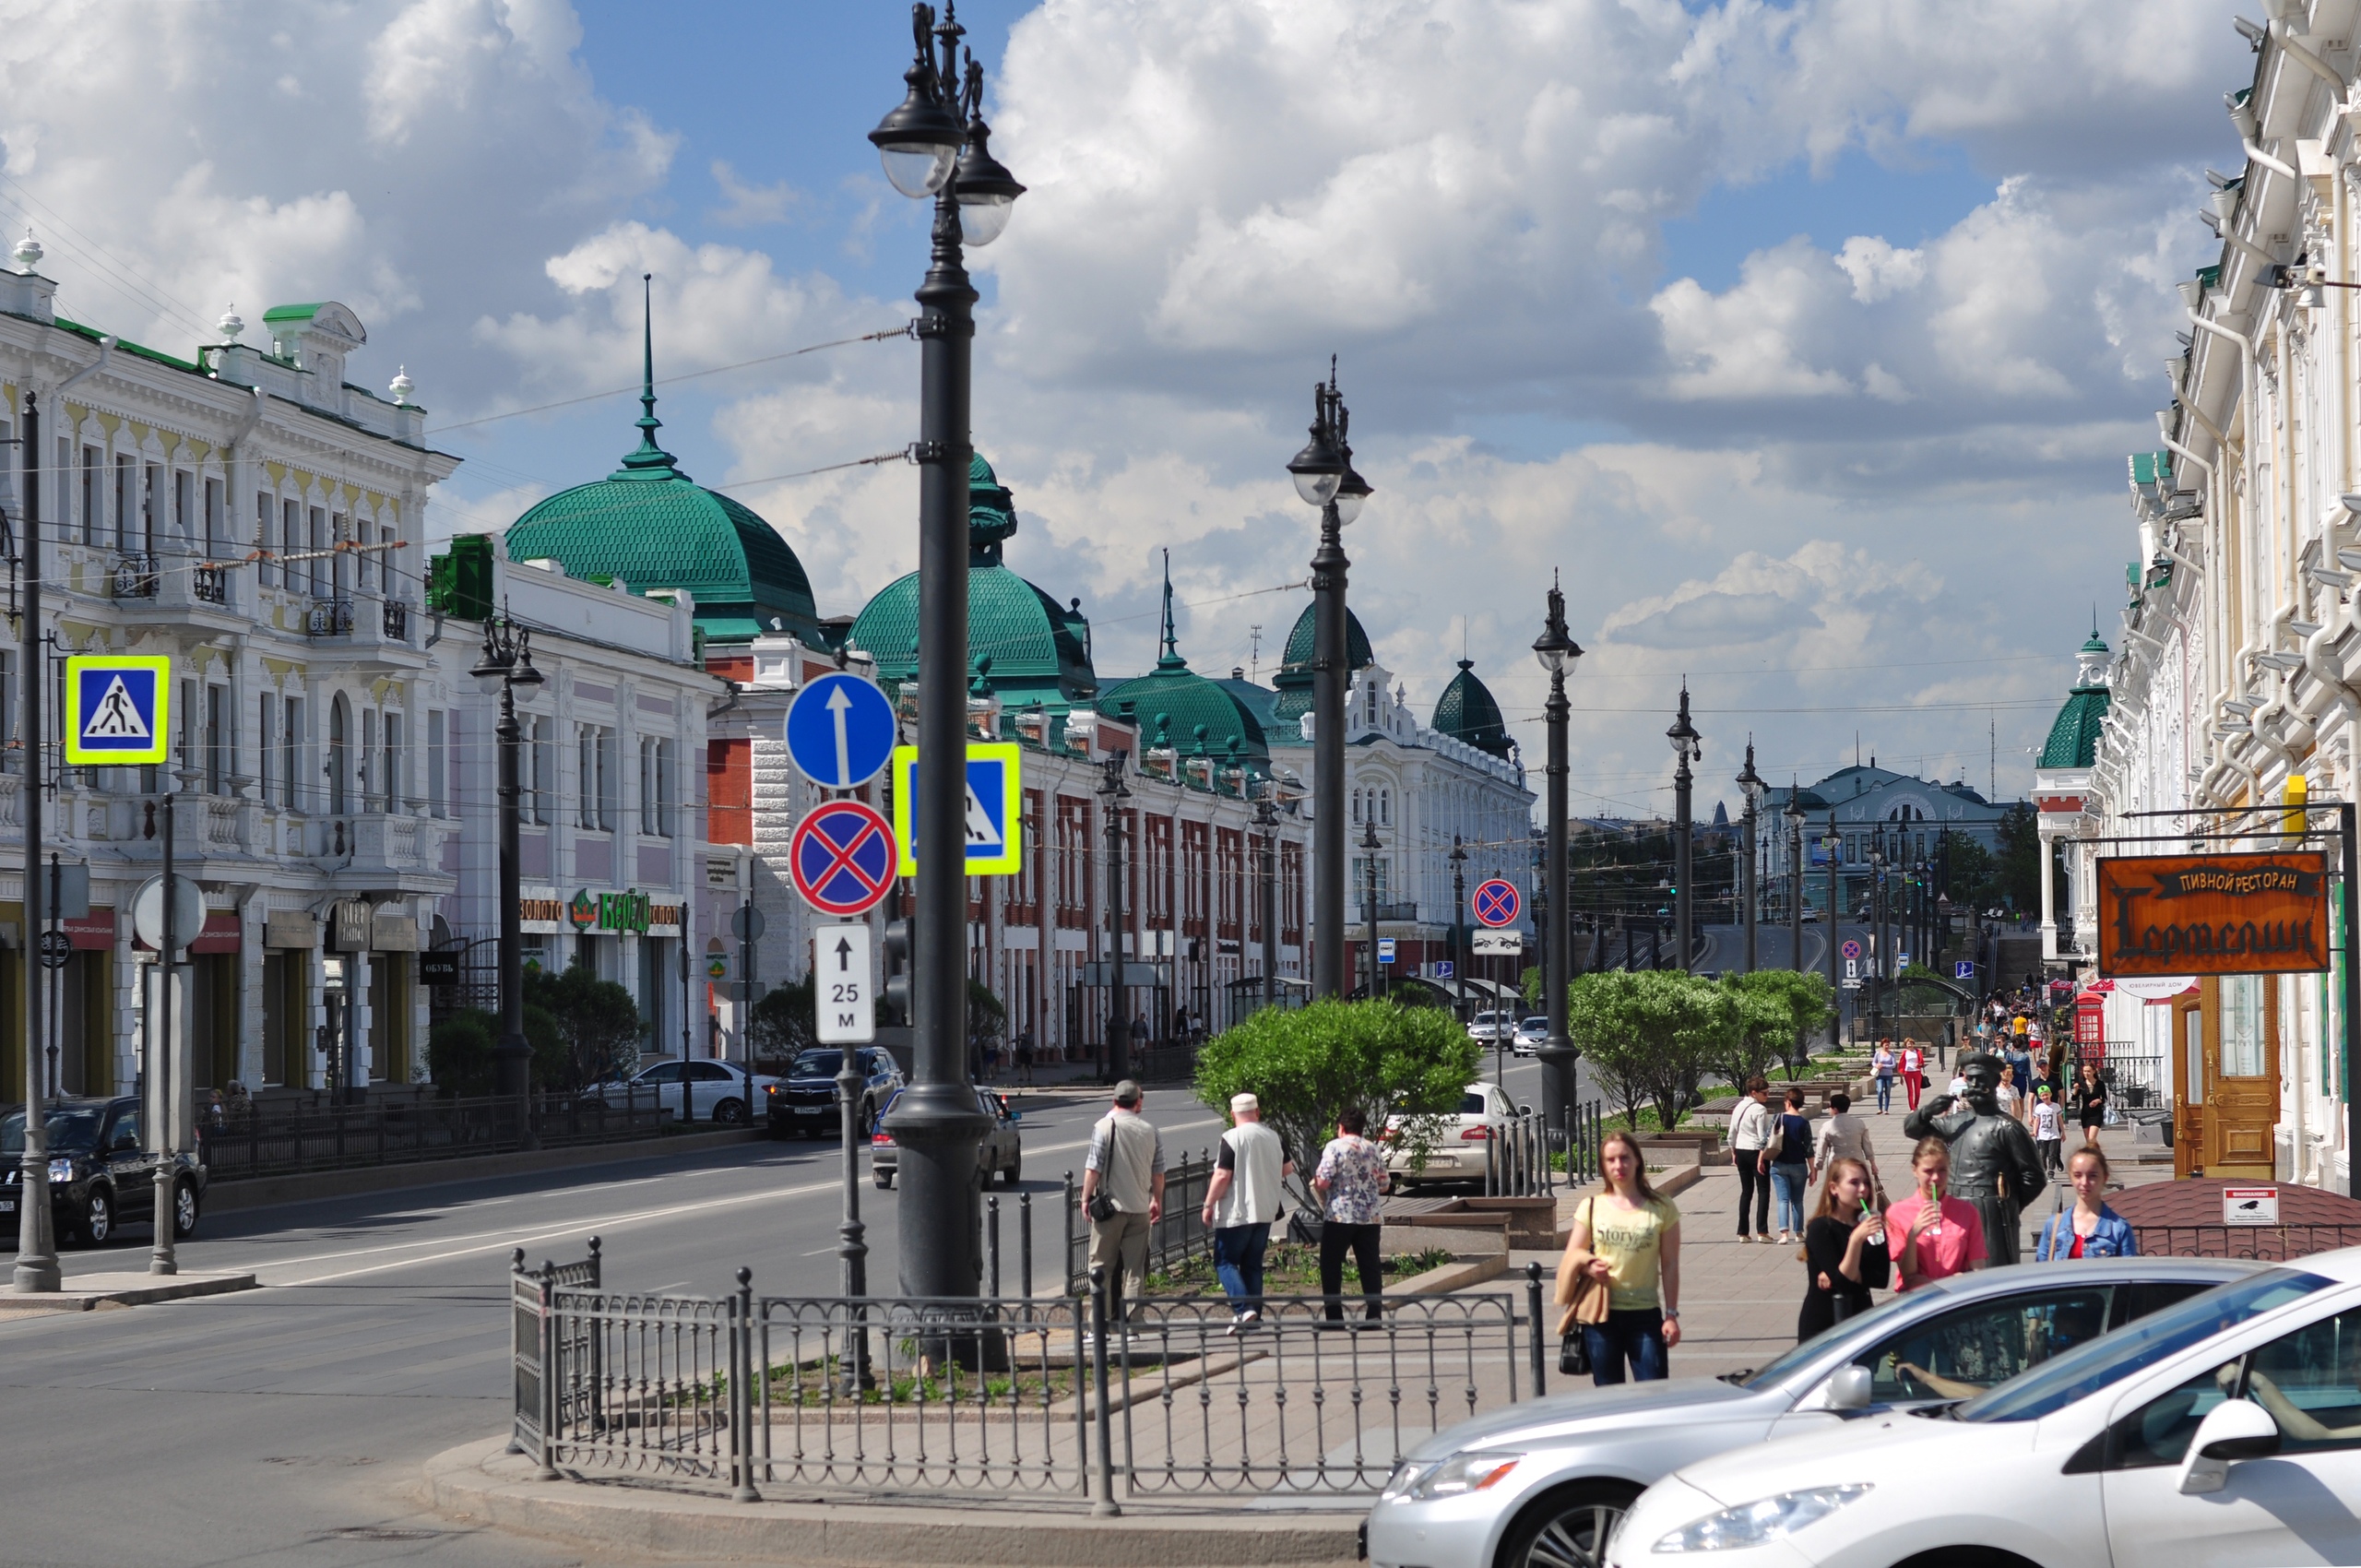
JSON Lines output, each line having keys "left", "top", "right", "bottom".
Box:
{"left": 1200, "top": 1092, "right": 1292, "bottom": 1329}
{"left": 1081, "top": 1079, "right": 1165, "bottom": 1317}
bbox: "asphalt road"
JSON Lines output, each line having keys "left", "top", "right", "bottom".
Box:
{"left": 0, "top": 1060, "right": 1558, "bottom": 1567}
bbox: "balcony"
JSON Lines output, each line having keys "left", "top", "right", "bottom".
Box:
{"left": 194, "top": 564, "right": 228, "bottom": 605}
{"left": 383, "top": 599, "right": 409, "bottom": 641}
{"left": 113, "top": 554, "right": 158, "bottom": 599}
{"left": 307, "top": 598, "right": 355, "bottom": 637}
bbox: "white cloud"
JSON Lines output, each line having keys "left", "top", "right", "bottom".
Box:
{"left": 709, "top": 160, "right": 800, "bottom": 228}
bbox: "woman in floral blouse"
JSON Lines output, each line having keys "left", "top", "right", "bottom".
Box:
{"left": 1313, "top": 1108, "right": 1391, "bottom": 1324}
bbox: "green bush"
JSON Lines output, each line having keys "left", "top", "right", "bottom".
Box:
{"left": 427, "top": 1008, "right": 496, "bottom": 1098}
{"left": 1719, "top": 969, "right": 1833, "bottom": 1085}
{"left": 1567, "top": 970, "right": 1731, "bottom": 1134}
{"left": 524, "top": 960, "right": 641, "bottom": 1089}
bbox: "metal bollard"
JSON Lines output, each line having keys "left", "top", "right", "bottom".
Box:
{"left": 986, "top": 1195, "right": 1002, "bottom": 1297}
{"left": 1089, "top": 1265, "right": 1121, "bottom": 1516}
{"left": 1525, "top": 1260, "right": 1548, "bottom": 1397}
{"left": 731, "top": 1266, "right": 760, "bottom": 1503}
{"left": 1020, "top": 1191, "right": 1035, "bottom": 1300}
{"left": 1064, "top": 1170, "right": 1079, "bottom": 1295}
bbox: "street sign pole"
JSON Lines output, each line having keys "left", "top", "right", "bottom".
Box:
{"left": 11, "top": 418, "right": 57, "bottom": 1293}
{"left": 150, "top": 781, "right": 177, "bottom": 1276}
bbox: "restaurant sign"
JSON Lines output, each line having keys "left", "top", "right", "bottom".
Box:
{"left": 2096, "top": 852, "right": 2330, "bottom": 978}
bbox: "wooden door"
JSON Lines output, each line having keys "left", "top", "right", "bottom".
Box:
{"left": 2173, "top": 989, "right": 2203, "bottom": 1180}
{"left": 2202, "top": 975, "right": 2281, "bottom": 1179}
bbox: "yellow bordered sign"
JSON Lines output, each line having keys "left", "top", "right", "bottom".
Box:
{"left": 891, "top": 742, "right": 1022, "bottom": 876}
{"left": 64, "top": 655, "right": 170, "bottom": 766}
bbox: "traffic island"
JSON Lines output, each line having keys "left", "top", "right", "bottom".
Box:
{"left": 423, "top": 1436, "right": 1362, "bottom": 1568}
{"left": 0, "top": 1270, "right": 259, "bottom": 1313}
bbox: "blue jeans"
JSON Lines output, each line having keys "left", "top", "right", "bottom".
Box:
{"left": 1213, "top": 1224, "right": 1270, "bottom": 1316}
{"left": 1875, "top": 1075, "right": 1894, "bottom": 1113}
{"left": 1771, "top": 1162, "right": 1808, "bottom": 1234}
{"left": 1583, "top": 1307, "right": 1668, "bottom": 1385}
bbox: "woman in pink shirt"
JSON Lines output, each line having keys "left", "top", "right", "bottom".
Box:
{"left": 1886, "top": 1137, "right": 1985, "bottom": 1290}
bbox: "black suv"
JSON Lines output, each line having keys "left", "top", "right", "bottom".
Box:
{"left": 766, "top": 1047, "right": 904, "bottom": 1138}
{"left": 1, "top": 1097, "right": 207, "bottom": 1246}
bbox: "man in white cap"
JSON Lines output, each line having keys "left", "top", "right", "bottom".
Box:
{"left": 1081, "top": 1079, "right": 1164, "bottom": 1316}
{"left": 1201, "top": 1092, "right": 1293, "bottom": 1330}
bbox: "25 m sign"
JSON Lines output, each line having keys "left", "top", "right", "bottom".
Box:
{"left": 2097, "top": 852, "right": 2331, "bottom": 977}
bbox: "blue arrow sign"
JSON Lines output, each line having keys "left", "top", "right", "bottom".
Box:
{"left": 784, "top": 671, "right": 897, "bottom": 790}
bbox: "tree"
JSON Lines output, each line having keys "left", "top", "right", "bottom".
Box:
{"left": 427, "top": 1008, "right": 496, "bottom": 1097}
{"left": 524, "top": 959, "right": 643, "bottom": 1089}
{"left": 1567, "top": 970, "right": 1730, "bottom": 1132}
{"left": 1944, "top": 836, "right": 1998, "bottom": 910}
{"left": 1720, "top": 970, "right": 1833, "bottom": 1084}
{"left": 748, "top": 976, "right": 818, "bottom": 1063}
{"left": 1193, "top": 1000, "right": 1479, "bottom": 1192}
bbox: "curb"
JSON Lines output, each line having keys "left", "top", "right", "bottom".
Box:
{"left": 202, "top": 1127, "right": 765, "bottom": 1215}
{"left": 0, "top": 1269, "right": 259, "bottom": 1313}
{"left": 424, "top": 1437, "right": 1362, "bottom": 1567}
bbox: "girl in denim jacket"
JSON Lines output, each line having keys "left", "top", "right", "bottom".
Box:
{"left": 2035, "top": 1146, "right": 2138, "bottom": 1260}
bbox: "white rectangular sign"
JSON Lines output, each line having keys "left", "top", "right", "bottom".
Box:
{"left": 2223, "top": 1186, "right": 2280, "bottom": 1226}
{"left": 814, "top": 923, "right": 874, "bottom": 1044}
{"left": 1472, "top": 930, "right": 1525, "bottom": 955}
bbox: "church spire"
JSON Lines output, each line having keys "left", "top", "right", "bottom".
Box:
{"left": 1157, "top": 547, "right": 1186, "bottom": 670}
{"left": 613, "top": 270, "right": 684, "bottom": 481}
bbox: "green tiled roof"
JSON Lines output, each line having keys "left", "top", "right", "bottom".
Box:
{"left": 1431, "top": 659, "right": 1512, "bottom": 758}
{"left": 1097, "top": 560, "right": 1268, "bottom": 762}
{"left": 1272, "top": 600, "right": 1372, "bottom": 721}
{"left": 2039, "top": 685, "right": 2110, "bottom": 769}
{"left": 2128, "top": 451, "right": 2172, "bottom": 486}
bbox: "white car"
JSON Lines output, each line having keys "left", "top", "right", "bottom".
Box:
{"left": 1386, "top": 1081, "right": 1522, "bottom": 1186}
{"left": 583, "top": 1059, "right": 778, "bottom": 1125}
{"left": 1609, "top": 1253, "right": 2361, "bottom": 1568}
{"left": 1469, "top": 1011, "right": 1520, "bottom": 1045}
{"left": 1513, "top": 1016, "right": 1548, "bottom": 1056}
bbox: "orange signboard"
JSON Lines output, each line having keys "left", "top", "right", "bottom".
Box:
{"left": 2097, "top": 852, "right": 2331, "bottom": 977}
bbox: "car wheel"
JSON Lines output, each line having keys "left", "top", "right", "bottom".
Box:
{"left": 874, "top": 1171, "right": 894, "bottom": 1190}
{"left": 714, "top": 1098, "right": 748, "bottom": 1126}
{"left": 1003, "top": 1152, "right": 1021, "bottom": 1184}
{"left": 1496, "top": 1480, "right": 1638, "bottom": 1568}
{"left": 82, "top": 1187, "right": 113, "bottom": 1247}
{"left": 172, "top": 1179, "right": 199, "bottom": 1240}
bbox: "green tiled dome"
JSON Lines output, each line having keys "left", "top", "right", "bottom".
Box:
{"left": 503, "top": 315, "right": 820, "bottom": 646}
{"left": 1432, "top": 659, "right": 1512, "bottom": 758}
{"left": 1097, "top": 561, "right": 1268, "bottom": 763}
{"left": 847, "top": 455, "right": 1097, "bottom": 711}
{"left": 1272, "top": 600, "right": 1373, "bottom": 722}
{"left": 2038, "top": 632, "right": 2112, "bottom": 769}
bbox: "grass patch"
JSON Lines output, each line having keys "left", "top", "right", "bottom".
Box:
{"left": 759, "top": 1353, "right": 1083, "bottom": 1408}
{"left": 1143, "top": 1242, "right": 1457, "bottom": 1297}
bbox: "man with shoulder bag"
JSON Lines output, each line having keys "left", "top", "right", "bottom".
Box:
{"left": 1080, "top": 1080, "right": 1165, "bottom": 1319}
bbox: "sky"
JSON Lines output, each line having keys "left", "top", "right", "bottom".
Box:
{"left": 0, "top": 0, "right": 2255, "bottom": 821}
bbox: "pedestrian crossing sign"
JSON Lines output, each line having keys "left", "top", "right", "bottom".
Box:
{"left": 891, "top": 742, "right": 1023, "bottom": 876}
{"left": 64, "top": 655, "right": 170, "bottom": 766}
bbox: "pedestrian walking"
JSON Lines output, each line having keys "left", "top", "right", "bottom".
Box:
{"left": 1014, "top": 1027, "right": 1036, "bottom": 1086}
{"left": 1812, "top": 1091, "right": 1880, "bottom": 1200}
{"left": 1797, "top": 1157, "right": 1888, "bottom": 1341}
{"left": 1995, "top": 1063, "right": 2022, "bottom": 1122}
{"left": 1763, "top": 1088, "right": 1813, "bottom": 1245}
{"left": 2035, "top": 1146, "right": 2139, "bottom": 1261}
{"left": 1727, "top": 1076, "right": 1774, "bottom": 1242}
{"left": 1311, "top": 1107, "right": 1390, "bottom": 1324}
{"left": 1080, "top": 1080, "right": 1165, "bottom": 1318}
{"left": 1562, "top": 1129, "right": 1682, "bottom": 1384}
{"left": 2031, "top": 1083, "right": 2065, "bottom": 1174}
{"left": 1899, "top": 1039, "right": 1926, "bottom": 1111}
{"left": 1887, "top": 1137, "right": 1986, "bottom": 1290}
{"left": 1871, "top": 1041, "right": 1897, "bottom": 1115}
{"left": 2072, "top": 1063, "right": 2108, "bottom": 1147}
{"left": 1201, "top": 1093, "right": 1292, "bottom": 1330}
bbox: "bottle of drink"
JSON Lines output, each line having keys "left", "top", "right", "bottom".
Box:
{"left": 1862, "top": 1198, "right": 1885, "bottom": 1250}
{"left": 1926, "top": 1177, "right": 1942, "bottom": 1239}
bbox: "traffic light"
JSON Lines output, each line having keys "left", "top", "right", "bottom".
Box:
{"left": 882, "top": 919, "right": 912, "bottom": 1024}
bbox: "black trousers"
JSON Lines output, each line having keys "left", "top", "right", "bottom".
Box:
{"left": 1319, "top": 1221, "right": 1384, "bottom": 1321}
{"left": 1734, "top": 1157, "right": 1770, "bottom": 1236}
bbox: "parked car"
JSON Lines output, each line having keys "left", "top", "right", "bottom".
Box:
{"left": 869, "top": 1085, "right": 1022, "bottom": 1189}
{"left": 1365, "top": 1256, "right": 2259, "bottom": 1568}
{"left": 1609, "top": 1253, "right": 2361, "bottom": 1568}
{"left": 1384, "top": 1081, "right": 1523, "bottom": 1188}
{"left": 1468, "top": 1011, "right": 1519, "bottom": 1045}
{"left": 581, "top": 1059, "right": 778, "bottom": 1125}
{"left": 0, "top": 1097, "right": 207, "bottom": 1247}
{"left": 765, "top": 1047, "right": 903, "bottom": 1139}
{"left": 1513, "top": 1016, "right": 1548, "bottom": 1055}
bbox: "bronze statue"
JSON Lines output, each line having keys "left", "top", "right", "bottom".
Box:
{"left": 1903, "top": 1050, "right": 2048, "bottom": 1265}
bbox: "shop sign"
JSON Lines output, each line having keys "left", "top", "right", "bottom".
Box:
{"left": 707, "top": 954, "right": 729, "bottom": 980}
{"left": 2096, "top": 852, "right": 2330, "bottom": 977}
{"left": 265, "top": 910, "right": 318, "bottom": 950}
{"left": 564, "top": 888, "right": 658, "bottom": 934}
{"left": 328, "top": 900, "right": 373, "bottom": 954}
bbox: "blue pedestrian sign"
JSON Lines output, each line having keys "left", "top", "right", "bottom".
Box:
{"left": 784, "top": 671, "right": 897, "bottom": 790}
{"left": 1954, "top": 961, "right": 1975, "bottom": 980}
{"left": 1431, "top": 960, "right": 1454, "bottom": 979}
{"left": 65, "top": 655, "right": 169, "bottom": 766}
{"left": 891, "top": 742, "right": 1023, "bottom": 876}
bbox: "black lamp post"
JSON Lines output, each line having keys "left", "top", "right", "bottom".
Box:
{"left": 1099, "top": 754, "right": 1132, "bottom": 1080}
{"left": 5, "top": 422, "right": 59, "bottom": 1295}
{"left": 1449, "top": 834, "right": 1468, "bottom": 1027}
{"left": 1359, "top": 815, "right": 1382, "bottom": 999}
{"left": 1735, "top": 741, "right": 1762, "bottom": 973}
{"left": 1823, "top": 809, "right": 1841, "bottom": 1049}
{"left": 1287, "top": 366, "right": 1366, "bottom": 999}
{"left": 868, "top": 1, "right": 1023, "bottom": 1303}
{"left": 1667, "top": 685, "right": 1701, "bottom": 972}
{"left": 1785, "top": 784, "right": 1806, "bottom": 977}
{"left": 1255, "top": 786, "right": 1280, "bottom": 1011}
{"left": 471, "top": 611, "right": 542, "bottom": 1149}
{"left": 1532, "top": 578, "right": 1582, "bottom": 1146}
{"left": 1868, "top": 829, "right": 1887, "bottom": 1044}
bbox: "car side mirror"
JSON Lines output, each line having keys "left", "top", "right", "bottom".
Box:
{"left": 2178, "top": 1398, "right": 2280, "bottom": 1494}
{"left": 1518, "top": 1104, "right": 1533, "bottom": 1116}
{"left": 113, "top": 1133, "right": 139, "bottom": 1153}
{"left": 1826, "top": 1364, "right": 1874, "bottom": 1412}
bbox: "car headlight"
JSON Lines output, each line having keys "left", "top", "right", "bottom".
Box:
{"left": 1381, "top": 1461, "right": 1436, "bottom": 1500}
{"left": 47, "top": 1158, "right": 74, "bottom": 1182}
{"left": 1404, "top": 1451, "right": 1522, "bottom": 1501}
{"left": 1654, "top": 1485, "right": 1872, "bottom": 1552}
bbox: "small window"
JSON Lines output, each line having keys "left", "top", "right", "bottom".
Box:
{"left": 427, "top": 711, "right": 446, "bottom": 815}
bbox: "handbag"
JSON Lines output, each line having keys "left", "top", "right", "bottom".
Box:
{"left": 1560, "top": 1325, "right": 1593, "bottom": 1377}
{"left": 1087, "top": 1189, "right": 1118, "bottom": 1223}
{"left": 1553, "top": 1197, "right": 1609, "bottom": 1376}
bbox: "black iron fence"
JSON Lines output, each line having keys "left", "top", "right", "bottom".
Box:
{"left": 200, "top": 1088, "right": 670, "bottom": 1182}
{"left": 1061, "top": 1148, "right": 1217, "bottom": 1299}
{"left": 510, "top": 1241, "right": 1546, "bottom": 1505}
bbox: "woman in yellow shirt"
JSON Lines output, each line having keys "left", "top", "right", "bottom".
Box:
{"left": 1566, "top": 1129, "right": 1683, "bottom": 1384}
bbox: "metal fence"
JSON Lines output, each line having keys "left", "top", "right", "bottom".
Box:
{"left": 511, "top": 1243, "right": 1546, "bottom": 1507}
{"left": 2074, "top": 1046, "right": 2167, "bottom": 1111}
{"left": 201, "top": 1088, "right": 670, "bottom": 1181}
{"left": 2130, "top": 1224, "right": 2361, "bottom": 1262}
{"left": 1061, "top": 1148, "right": 1217, "bottom": 1299}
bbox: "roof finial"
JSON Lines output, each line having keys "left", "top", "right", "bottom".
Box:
{"left": 1157, "top": 546, "right": 1184, "bottom": 670}
{"left": 614, "top": 271, "right": 683, "bottom": 481}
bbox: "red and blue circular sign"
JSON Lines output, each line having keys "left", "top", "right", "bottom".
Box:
{"left": 789, "top": 800, "right": 897, "bottom": 918}
{"left": 1473, "top": 879, "right": 1521, "bottom": 928}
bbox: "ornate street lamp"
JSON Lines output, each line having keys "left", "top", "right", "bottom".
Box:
{"left": 1360, "top": 815, "right": 1383, "bottom": 1000}
{"left": 1532, "top": 578, "right": 1583, "bottom": 1147}
{"left": 1287, "top": 366, "right": 1364, "bottom": 999}
{"left": 1255, "top": 785, "right": 1280, "bottom": 1010}
{"left": 2, "top": 422, "right": 60, "bottom": 1294}
{"left": 1867, "top": 828, "right": 1888, "bottom": 1045}
{"left": 1098, "top": 754, "right": 1133, "bottom": 1081}
{"left": 1735, "top": 740, "right": 1763, "bottom": 974}
{"left": 1667, "top": 685, "right": 1701, "bottom": 972}
{"left": 471, "top": 611, "right": 542, "bottom": 1149}
{"left": 1784, "top": 783, "right": 1807, "bottom": 979}
{"left": 1449, "top": 834, "right": 1469, "bottom": 1031}
{"left": 868, "top": 1, "right": 1023, "bottom": 1304}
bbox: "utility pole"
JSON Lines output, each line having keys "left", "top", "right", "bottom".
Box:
{"left": 1824, "top": 809, "right": 1841, "bottom": 1049}
{"left": 1100, "top": 755, "right": 1131, "bottom": 1079}
{"left": 1667, "top": 685, "right": 1700, "bottom": 972}
{"left": 10, "top": 408, "right": 57, "bottom": 1294}
{"left": 1256, "top": 789, "right": 1279, "bottom": 1011}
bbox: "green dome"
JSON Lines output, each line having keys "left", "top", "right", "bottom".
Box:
{"left": 1272, "top": 600, "right": 1372, "bottom": 722}
{"left": 1432, "top": 659, "right": 1512, "bottom": 758}
{"left": 504, "top": 306, "right": 820, "bottom": 646}
{"left": 847, "top": 455, "right": 1097, "bottom": 711}
{"left": 2039, "top": 685, "right": 2110, "bottom": 769}
{"left": 1097, "top": 558, "right": 1268, "bottom": 764}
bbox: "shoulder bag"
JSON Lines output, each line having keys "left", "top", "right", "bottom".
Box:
{"left": 1556, "top": 1196, "right": 1608, "bottom": 1376}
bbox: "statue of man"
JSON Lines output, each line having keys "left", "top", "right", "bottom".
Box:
{"left": 1903, "top": 1050, "right": 2048, "bottom": 1265}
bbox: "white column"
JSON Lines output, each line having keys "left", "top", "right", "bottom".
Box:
{"left": 2037, "top": 822, "right": 2058, "bottom": 963}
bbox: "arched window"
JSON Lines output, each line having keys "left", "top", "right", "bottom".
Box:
{"left": 327, "top": 695, "right": 350, "bottom": 816}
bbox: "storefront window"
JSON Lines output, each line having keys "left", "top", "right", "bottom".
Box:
{"left": 2221, "top": 975, "right": 2267, "bottom": 1078}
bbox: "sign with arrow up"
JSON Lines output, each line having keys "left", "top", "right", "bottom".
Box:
{"left": 784, "top": 671, "right": 898, "bottom": 790}
{"left": 813, "top": 923, "right": 874, "bottom": 1044}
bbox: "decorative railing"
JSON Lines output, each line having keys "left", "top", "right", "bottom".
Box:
{"left": 113, "top": 554, "right": 158, "bottom": 598}
{"left": 307, "top": 598, "right": 355, "bottom": 636}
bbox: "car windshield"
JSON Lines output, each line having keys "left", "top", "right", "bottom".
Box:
{"left": 789, "top": 1051, "right": 845, "bottom": 1077}
{"left": 1954, "top": 1267, "right": 2333, "bottom": 1423}
{"left": 1742, "top": 1289, "right": 1932, "bottom": 1388}
{"left": 1522, "top": 1017, "right": 1547, "bottom": 1028}
{"left": 0, "top": 1107, "right": 104, "bottom": 1155}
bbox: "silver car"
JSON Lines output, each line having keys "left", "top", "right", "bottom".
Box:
{"left": 1363, "top": 1256, "right": 2258, "bottom": 1568}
